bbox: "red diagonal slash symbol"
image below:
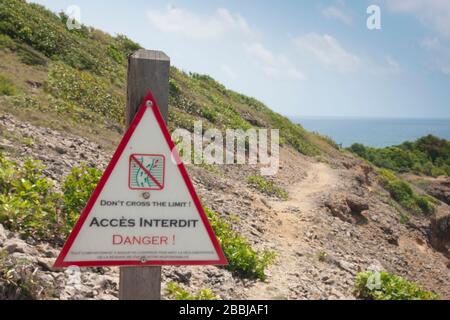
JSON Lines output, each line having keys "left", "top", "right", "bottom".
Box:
{"left": 130, "top": 155, "right": 163, "bottom": 189}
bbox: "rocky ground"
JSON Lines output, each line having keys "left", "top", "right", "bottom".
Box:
{"left": 0, "top": 113, "right": 449, "bottom": 300}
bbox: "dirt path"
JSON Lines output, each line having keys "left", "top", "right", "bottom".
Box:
{"left": 246, "top": 162, "right": 340, "bottom": 299}
{"left": 272, "top": 162, "right": 338, "bottom": 213}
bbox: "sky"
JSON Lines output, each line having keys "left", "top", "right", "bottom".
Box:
{"left": 30, "top": 0, "right": 450, "bottom": 119}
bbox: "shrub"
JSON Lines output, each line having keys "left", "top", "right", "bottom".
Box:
{"left": 247, "top": 175, "right": 288, "bottom": 200}
{"left": 165, "top": 282, "right": 219, "bottom": 300}
{"left": 169, "top": 78, "right": 181, "bottom": 96}
{"left": 0, "top": 0, "right": 123, "bottom": 76}
{"left": 354, "top": 271, "right": 439, "bottom": 300}
{"left": 349, "top": 143, "right": 367, "bottom": 158}
{"left": 169, "top": 67, "right": 321, "bottom": 156}
{"left": 61, "top": 165, "right": 102, "bottom": 231}
{"left": 0, "top": 155, "right": 62, "bottom": 240}
{"left": 113, "top": 34, "right": 141, "bottom": 57}
{"left": 201, "top": 106, "right": 218, "bottom": 123}
{"left": 348, "top": 135, "right": 450, "bottom": 177}
{"left": 205, "top": 208, "right": 275, "bottom": 280}
{"left": 0, "top": 74, "right": 18, "bottom": 96}
{"left": 0, "top": 34, "right": 15, "bottom": 50}
{"left": 16, "top": 44, "right": 48, "bottom": 66}
{"left": 45, "top": 62, "right": 125, "bottom": 124}
{"left": 106, "top": 44, "right": 124, "bottom": 64}
{"left": 0, "top": 154, "right": 102, "bottom": 241}
{"left": 378, "top": 169, "right": 435, "bottom": 215}
{"left": 415, "top": 195, "right": 436, "bottom": 215}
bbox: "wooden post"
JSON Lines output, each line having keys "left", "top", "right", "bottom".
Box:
{"left": 119, "top": 49, "right": 170, "bottom": 300}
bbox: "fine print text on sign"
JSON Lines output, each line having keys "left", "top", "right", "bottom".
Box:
{"left": 54, "top": 91, "right": 227, "bottom": 268}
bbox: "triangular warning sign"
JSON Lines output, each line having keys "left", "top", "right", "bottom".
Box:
{"left": 54, "top": 92, "right": 227, "bottom": 268}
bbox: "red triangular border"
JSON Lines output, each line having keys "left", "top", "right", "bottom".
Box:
{"left": 54, "top": 91, "right": 228, "bottom": 268}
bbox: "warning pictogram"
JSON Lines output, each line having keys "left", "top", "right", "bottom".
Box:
{"left": 129, "top": 154, "right": 165, "bottom": 190}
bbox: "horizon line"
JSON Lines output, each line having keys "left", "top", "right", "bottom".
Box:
{"left": 287, "top": 115, "right": 450, "bottom": 121}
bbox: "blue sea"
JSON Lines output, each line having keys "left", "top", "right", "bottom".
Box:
{"left": 291, "top": 117, "right": 450, "bottom": 148}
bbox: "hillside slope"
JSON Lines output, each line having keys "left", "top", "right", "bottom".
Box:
{"left": 0, "top": 0, "right": 449, "bottom": 300}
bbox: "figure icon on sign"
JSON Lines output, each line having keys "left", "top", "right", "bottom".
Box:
{"left": 129, "top": 154, "right": 165, "bottom": 190}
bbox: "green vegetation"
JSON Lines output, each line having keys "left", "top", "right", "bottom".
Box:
{"left": 0, "top": 0, "right": 326, "bottom": 283}
{"left": 247, "top": 175, "right": 288, "bottom": 200}
{"left": 0, "top": 155, "right": 61, "bottom": 240}
{"left": 169, "top": 69, "right": 321, "bottom": 155}
{"left": 45, "top": 62, "right": 125, "bottom": 124}
{"left": 0, "top": 0, "right": 333, "bottom": 157}
{"left": 0, "top": 153, "right": 273, "bottom": 281}
{"left": 0, "top": 34, "right": 48, "bottom": 66}
{"left": 0, "top": 74, "right": 17, "bottom": 96}
{"left": 205, "top": 208, "right": 276, "bottom": 280}
{"left": 0, "top": 0, "right": 129, "bottom": 76}
{"left": 165, "top": 282, "right": 219, "bottom": 300}
{"left": 349, "top": 135, "right": 450, "bottom": 177}
{"left": 0, "top": 153, "right": 101, "bottom": 241}
{"left": 0, "top": 250, "right": 56, "bottom": 299}
{"left": 61, "top": 165, "right": 102, "bottom": 231}
{"left": 378, "top": 169, "right": 436, "bottom": 216}
{"left": 354, "top": 271, "right": 439, "bottom": 300}
{"left": 317, "top": 250, "right": 329, "bottom": 262}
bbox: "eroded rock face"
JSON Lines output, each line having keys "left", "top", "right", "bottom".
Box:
{"left": 426, "top": 178, "right": 450, "bottom": 206}
{"left": 430, "top": 213, "right": 450, "bottom": 257}
{"left": 325, "top": 194, "right": 369, "bottom": 224}
{"left": 346, "top": 195, "right": 369, "bottom": 213}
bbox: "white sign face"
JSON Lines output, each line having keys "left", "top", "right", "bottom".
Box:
{"left": 54, "top": 92, "right": 227, "bottom": 268}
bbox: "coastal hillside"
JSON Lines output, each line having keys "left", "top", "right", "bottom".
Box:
{"left": 0, "top": 0, "right": 449, "bottom": 300}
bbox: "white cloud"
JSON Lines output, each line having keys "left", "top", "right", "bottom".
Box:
{"left": 244, "top": 42, "right": 276, "bottom": 66}
{"left": 420, "top": 38, "right": 450, "bottom": 75}
{"left": 387, "top": 1, "right": 450, "bottom": 75}
{"left": 385, "top": 56, "right": 401, "bottom": 73}
{"left": 293, "top": 33, "right": 361, "bottom": 73}
{"left": 387, "top": 0, "right": 450, "bottom": 39}
{"left": 321, "top": 5, "right": 352, "bottom": 25}
{"left": 287, "top": 68, "right": 307, "bottom": 81}
{"left": 221, "top": 65, "right": 237, "bottom": 79}
{"left": 244, "top": 42, "right": 306, "bottom": 81}
{"left": 146, "top": 6, "right": 304, "bottom": 81}
{"left": 368, "top": 56, "right": 401, "bottom": 75}
{"left": 146, "top": 6, "right": 255, "bottom": 40}
{"left": 421, "top": 37, "right": 442, "bottom": 51}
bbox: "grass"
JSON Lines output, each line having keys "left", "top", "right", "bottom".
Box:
{"left": 354, "top": 271, "right": 439, "bottom": 300}
{"left": 247, "top": 175, "right": 288, "bottom": 200}
{"left": 317, "top": 250, "right": 329, "bottom": 262}
{"left": 0, "top": 95, "right": 122, "bottom": 153}
{"left": 0, "top": 127, "right": 35, "bottom": 148}
{"left": 45, "top": 62, "right": 125, "bottom": 125}
{"left": 0, "top": 250, "right": 56, "bottom": 299}
{"left": 0, "top": 73, "right": 18, "bottom": 96}
{"left": 165, "top": 282, "right": 219, "bottom": 300}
